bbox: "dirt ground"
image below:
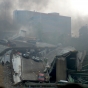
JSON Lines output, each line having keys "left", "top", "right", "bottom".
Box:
{"left": 0, "top": 64, "right": 4, "bottom": 87}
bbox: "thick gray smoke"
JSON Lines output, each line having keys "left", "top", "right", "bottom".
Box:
{"left": 46, "top": 0, "right": 88, "bottom": 37}
{"left": 18, "top": 0, "right": 49, "bottom": 11}
{"left": 0, "top": 0, "right": 87, "bottom": 38}
{"left": 0, "top": 0, "right": 50, "bottom": 38}
{"left": 72, "top": 16, "right": 88, "bottom": 36}
{"left": 0, "top": 0, "right": 15, "bottom": 31}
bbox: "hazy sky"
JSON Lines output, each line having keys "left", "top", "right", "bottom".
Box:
{"left": 45, "top": 0, "right": 88, "bottom": 16}
{"left": 15, "top": 0, "right": 88, "bottom": 16}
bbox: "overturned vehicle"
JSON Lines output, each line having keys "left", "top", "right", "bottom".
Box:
{"left": 0, "top": 46, "right": 87, "bottom": 88}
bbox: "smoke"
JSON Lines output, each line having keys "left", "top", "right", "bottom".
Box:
{"left": 45, "top": 0, "right": 88, "bottom": 37}
{"left": 18, "top": 0, "right": 49, "bottom": 11}
{"left": 0, "top": 0, "right": 50, "bottom": 38}
{"left": 0, "top": 0, "right": 50, "bottom": 31}
{"left": 0, "top": 0, "right": 88, "bottom": 38}
{"left": 0, "top": 0, "right": 20, "bottom": 34}
{"left": 71, "top": 16, "right": 88, "bottom": 37}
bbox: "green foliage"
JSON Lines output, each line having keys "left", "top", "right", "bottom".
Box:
{"left": 68, "top": 75, "right": 75, "bottom": 83}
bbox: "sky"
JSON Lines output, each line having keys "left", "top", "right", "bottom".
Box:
{"left": 45, "top": 0, "right": 88, "bottom": 16}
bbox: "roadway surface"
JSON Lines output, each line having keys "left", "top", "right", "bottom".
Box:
{"left": 21, "top": 56, "right": 45, "bottom": 81}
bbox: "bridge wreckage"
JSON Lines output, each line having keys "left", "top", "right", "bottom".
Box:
{"left": 0, "top": 45, "right": 87, "bottom": 88}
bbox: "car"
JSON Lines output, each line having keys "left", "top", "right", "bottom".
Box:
{"left": 38, "top": 73, "right": 45, "bottom": 82}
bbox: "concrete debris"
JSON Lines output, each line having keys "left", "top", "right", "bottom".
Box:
{"left": 0, "top": 40, "right": 87, "bottom": 87}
